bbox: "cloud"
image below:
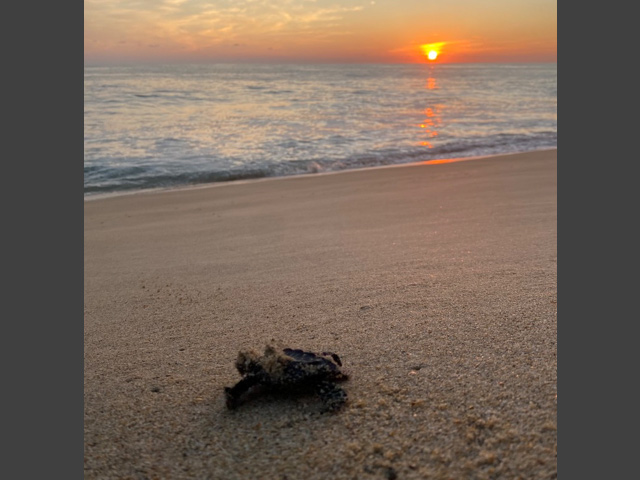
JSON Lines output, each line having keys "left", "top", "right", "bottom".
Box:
{"left": 85, "top": 0, "right": 373, "bottom": 56}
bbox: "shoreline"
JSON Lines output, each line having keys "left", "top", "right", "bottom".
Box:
{"left": 85, "top": 149, "right": 557, "bottom": 479}
{"left": 84, "top": 147, "right": 557, "bottom": 202}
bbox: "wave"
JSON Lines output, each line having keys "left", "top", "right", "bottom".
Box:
{"left": 84, "top": 133, "right": 556, "bottom": 196}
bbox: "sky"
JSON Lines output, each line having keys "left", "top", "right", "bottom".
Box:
{"left": 84, "top": 0, "right": 557, "bottom": 65}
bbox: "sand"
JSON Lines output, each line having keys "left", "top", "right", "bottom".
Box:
{"left": 84, "top": 149, "right": 557, "bottom": 479}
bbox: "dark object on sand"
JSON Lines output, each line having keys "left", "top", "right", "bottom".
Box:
{"left": 224, "top": 345, "right": 349, "bottom": 412}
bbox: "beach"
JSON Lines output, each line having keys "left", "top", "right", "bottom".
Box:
{"left": 84, "top": 149, "right": 557, "bottom": 478}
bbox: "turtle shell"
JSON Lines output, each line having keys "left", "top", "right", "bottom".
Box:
{"left": 283, "top": 348, "right": 342, "bottom": 369}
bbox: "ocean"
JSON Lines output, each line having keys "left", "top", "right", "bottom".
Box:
{"left": 84, "top": 63, "right": 556, "bottom": 196}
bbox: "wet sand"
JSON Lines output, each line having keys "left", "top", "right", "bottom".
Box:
{"left": 84, "top": 149, "right": 557, "bottom": 479}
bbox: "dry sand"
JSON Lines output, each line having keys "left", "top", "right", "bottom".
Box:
{"left": 84, "top": 150, "right": 557, "bottom": 479}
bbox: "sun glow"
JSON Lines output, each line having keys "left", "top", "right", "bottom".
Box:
{"left": 420, "top": 42, "right": 446, "bottom": 62}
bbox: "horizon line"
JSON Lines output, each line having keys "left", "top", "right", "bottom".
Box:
{"left": 84, "top": 59, "right": 558, "bottom": 67}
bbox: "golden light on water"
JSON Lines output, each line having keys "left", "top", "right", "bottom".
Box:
{"left": 418, "top": 105, "right": 442, "bottom": 148}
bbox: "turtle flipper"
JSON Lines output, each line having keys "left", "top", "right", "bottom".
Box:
{"left": 225, "top": 373, "right": 263, "bottom": 410}
{"left": 315, "top": 380, "right": 347, "bottom": 412}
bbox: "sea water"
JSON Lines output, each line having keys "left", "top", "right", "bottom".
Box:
{"left": 84, "top": 63, "right": 556, "bottom": 196}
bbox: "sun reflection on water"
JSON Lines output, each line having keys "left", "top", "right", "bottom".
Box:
{"left": 419, "top": 79, "right": 443, "bottom": 148}
{"left": 416, "top": 69, "right": 444, "bottom": 148}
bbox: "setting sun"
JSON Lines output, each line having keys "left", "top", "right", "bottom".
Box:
{"left": 420, "top": 42, "right": 445, "bottom": 62}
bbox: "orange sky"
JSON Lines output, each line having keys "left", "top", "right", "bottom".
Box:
{"left": 84, "top": 0, "right": 557, "bottom": 64}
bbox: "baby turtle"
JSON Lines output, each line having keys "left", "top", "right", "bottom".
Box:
{"left": 224, "top": 345, "right": 349, "bottom": 412}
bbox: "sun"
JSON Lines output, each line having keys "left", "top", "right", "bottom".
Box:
{"left": 420, "top": 42, "right": 445, "bottom": 62}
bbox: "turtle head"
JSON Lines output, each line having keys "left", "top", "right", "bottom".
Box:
{"left": 235, "top": 350, "right": 262, "bottom": 376}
